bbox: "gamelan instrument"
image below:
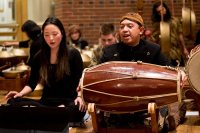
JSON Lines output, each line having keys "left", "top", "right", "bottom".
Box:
{"left": 184, "top": 45, "right": 200, "bottom": 111}
{"left": 81, "top": 61, "right": 182, "bottom": 113}
{"left": 182, "top": 0, "right": 196, "bottom": 38}
{"left": 186, "top": 45, "right": 200, "bottom": 94}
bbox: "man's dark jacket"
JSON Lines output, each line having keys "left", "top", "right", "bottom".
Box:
{"left": 99, "top": 39, "right": 170, "bottom": 66}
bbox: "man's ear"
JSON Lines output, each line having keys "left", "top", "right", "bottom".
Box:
{"left": 139, "top": 26, "right": 145, "bottom": 35}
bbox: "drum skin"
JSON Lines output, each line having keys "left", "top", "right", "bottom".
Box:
{"left": 81, "top": 61, "right": 181, "bottom": 113}
{"left": 186, "top": 45, "right": 200, "bottom": 95}
{"left": 184, "top": 45, "right": 200, "bottom": 111}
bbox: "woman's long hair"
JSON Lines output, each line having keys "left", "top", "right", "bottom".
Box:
{"left": 151, "top": 1, "right": 171, "bottom": 22}
{"left": 40, "top": 17, "right": 70, "bottom": 86}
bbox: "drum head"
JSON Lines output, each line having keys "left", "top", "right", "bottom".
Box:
{"left": 187, "top": 48, "right": 200, "bottom": 94}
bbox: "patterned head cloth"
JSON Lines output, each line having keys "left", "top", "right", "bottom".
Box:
{"left": 120, "top": 12, "right": 144, "bottom": 26}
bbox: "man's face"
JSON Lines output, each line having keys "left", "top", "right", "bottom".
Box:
{"left": 119, "top": 19, "right": 144, "bottom": 46}
{"left": 100, "top": 34, "right": 116, "bottom": 47}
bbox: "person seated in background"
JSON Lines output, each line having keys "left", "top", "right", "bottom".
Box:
{"left": 67, "top": 24, "right": 88, "bottom": 50}
{"left": 4, "top": 20, "right": 42, "bottom": 66}
{"left": 90, "top": 23, "right": 118, "bottom": 66}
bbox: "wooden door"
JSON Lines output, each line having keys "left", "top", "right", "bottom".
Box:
{"left": 0, "top": 0, "right": 27, "bottom": 44}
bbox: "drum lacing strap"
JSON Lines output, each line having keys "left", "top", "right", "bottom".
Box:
{"left": 82, "top": 72, "right": 177, "bottom": 89}
{"left": 162, "top": 66, "right": 178, "bottom": 71}
{"left": 83, "top": 87, "right": 177, "bottom": 104}
{"left": 85, "top": 70, "right": 135, "bottom": 76}
{"left": 177, "top": 69, "right": 182, "bottom": 102}
{"left": 84, "top": 69, "right": 178, "bottom": 79}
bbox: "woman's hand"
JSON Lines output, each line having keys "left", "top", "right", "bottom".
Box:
{"left": 5, "top": 91, "right": 23, "bottom": 100}
{"left": 179, "top": 69, "right": 187, "bottom": 88}
{"left": 5, "top": 86, "right": 32, "bottom": 100}
{"left": 74, "top": 96, "right": 86, "bottom": 112}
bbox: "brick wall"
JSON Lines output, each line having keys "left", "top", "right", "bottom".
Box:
{"left": 54, "top": 0, "right": 200, "bottom": 47}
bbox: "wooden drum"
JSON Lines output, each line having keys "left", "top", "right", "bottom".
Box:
{"left": 186, "top": 45, "right": 200, "bottom": 95}
{"left": 81, "top": 61, "right": 182, "bottom": 113}
{"left": 184, "top": 45, "right": 200, "bottom": 111}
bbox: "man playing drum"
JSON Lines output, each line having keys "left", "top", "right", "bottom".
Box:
{"left": 98, "top": 12, "right": 186, "bottom": 132}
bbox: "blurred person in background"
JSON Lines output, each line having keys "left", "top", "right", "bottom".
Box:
{"left": 3, "top": 20, "right": 42, "bottom": 66}
{"left": 90, "top": 23, "right": 118, "bottom": 66}
{"left": 67, "top": 24, "right": 88, "bottom": 50}
{"left": 150, "top": 1, "right": 189, "bottom": 66}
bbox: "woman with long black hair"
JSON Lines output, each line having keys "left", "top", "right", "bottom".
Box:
{"left": 5, "top": 17, "right": 85, "bottom": 133}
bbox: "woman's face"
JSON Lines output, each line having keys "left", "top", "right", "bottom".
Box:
{"left": 43, "top": 24, "right": 63, "bottom": 51}
{"left": 70, "top": 30, "right": 80, "bottom": 41}
{"left": 156, "top": 5, "right": 166, "bottom": 15}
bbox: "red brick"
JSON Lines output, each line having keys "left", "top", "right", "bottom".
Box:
{"left": 55, "top": 0, "right": 200, "bottom": 46}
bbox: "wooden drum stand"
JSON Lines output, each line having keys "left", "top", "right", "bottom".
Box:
{"left": 88, "top": 102, "right": 159, "bottom": 133}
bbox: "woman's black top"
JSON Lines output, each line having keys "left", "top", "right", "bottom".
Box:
{"left": 71, "top": 39, "right": 88, "bottom": 49}
{"left": 27, "top": 46, "right": 83, "bottom": 106}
